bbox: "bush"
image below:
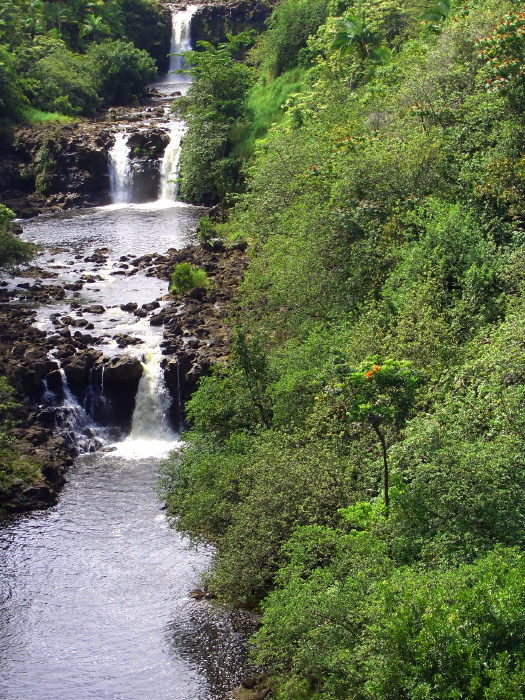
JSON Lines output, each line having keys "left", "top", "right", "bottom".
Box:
{"left": 88, "top": 40, "right": 156, "bottom": 106}
{"left": 18, "top": 38, "right": 100, "bottom": 116}
{"left": 0, "top": 45, "right": 28, "bottom": 124}
{"left": 169, "top": 262, "right": 209, "bottom": 294}
{"left": 0, "top": 205, "right": 34, "bottom": 269}
{"left": 120, "top": 0, "right": 171, "bottom": 71}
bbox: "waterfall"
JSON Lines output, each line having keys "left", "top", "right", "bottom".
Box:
{"left": 108, "top": 131, "right": 132, "bottom": 203}
{"left": 159, "top": 121, "right": 186, "bottom": 200}
{"left": 168, "top": 5, "right": 198, "bottom": 76}
{"left": 156, "top": 5, "right": 198, "bottom": 200}
{"left": 114, "top": 350, "right": 179, "bottom": 458}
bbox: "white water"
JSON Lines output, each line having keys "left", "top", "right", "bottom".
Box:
{"left": 114, "top": 349, "right": 180, "bottom": 459}
{"left": 169, "top": 5, "right": 198, "bottom": 76}
{"left": 108, "top": 132, "right": 132, "bottom": 204}
{"left": 159, "top": 120, "right": 186, "bottom": 201}
{"left": 0, "top": 6, "right": 256, "bottom": 698}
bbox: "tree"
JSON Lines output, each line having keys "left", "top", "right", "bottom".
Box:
{"left": 0, "top": 45, "right": 29, "bottom": 124}
{"left": 79, "top": 13, "right": 110, "bottom": 42}
{"left": 320, "top": 357, "right": 419, "bottom": 512}
{"left": 87, "top": 39, "right": 156, "bottom": 105}
{"left": 333, "top": 1, "right": 390, "bottom": 64}
{"left": 175, "top": 36, "right": 254, "bottom": 203}
{"left": 478, "top": 8, "right": 525, "bottom": 107}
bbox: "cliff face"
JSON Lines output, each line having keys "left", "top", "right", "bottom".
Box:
{"left": 0, "top": 105, "right": 171, "bottom": 218}
{"left": 190, "top": 0, "right": 277, "bottom": 46}
{"left": 0, "top": 123, "right": 114, "bottom": 218}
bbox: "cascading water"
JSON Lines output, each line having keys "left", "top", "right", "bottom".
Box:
{"left": 156, "top": 5, "right": 198, "bottom": 200}
{"left": 159, "top": 121, "right": 186, "bottom": 200}
{"left": 0, "top": 4, "right": 254, "bottom": 698}
{"left": 108, "top": 131, "right": 132, "bottom": 203}
{"left": 168, "top": 5, "right": 198, "bottom": 76}
{"left": 115, "top": 349, "right": 179, "bottom": 458}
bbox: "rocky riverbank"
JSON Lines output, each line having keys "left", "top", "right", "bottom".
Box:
{"left": 132, "top": 241, "right": 247, "bottom": 412}
{"left": 0, "top": 238, "right": 247, "bottom": 513}
{"left": 0, "top": 101, "right": 173, "bottom": 220}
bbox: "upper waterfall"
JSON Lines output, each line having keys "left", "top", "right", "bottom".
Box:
{"left": 168, "top": 5, "right": 198, "bottom": 76}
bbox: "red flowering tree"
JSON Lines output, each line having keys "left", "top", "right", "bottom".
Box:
{"left": 478, "top": 10, "right": 525, "bottom": 100}
{"left": 321, "top": 357, "right": 419, "bottom": 513}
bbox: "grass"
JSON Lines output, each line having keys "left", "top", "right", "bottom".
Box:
{"left": 234, "top": 67, "right": 306, "bottom": 158}
{"left": 26, "top": 108, "right": 76, "bottom": 125}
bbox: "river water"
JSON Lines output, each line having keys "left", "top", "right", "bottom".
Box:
{"left": 0, "top": 8, "right": 252, "bottom": 699}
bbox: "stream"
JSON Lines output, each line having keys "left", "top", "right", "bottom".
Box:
{"left": 0, "top": 8, "right": 252, "bottom": 699}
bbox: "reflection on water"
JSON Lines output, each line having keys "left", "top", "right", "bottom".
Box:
{"left": 0, "top": 452, "right": 253, "bottom": 700}
{"left": 0, "top": 193, "right": 250, "bottom": 698}
{"left": 20, "top": 201, "right": 200, "bottom": 261}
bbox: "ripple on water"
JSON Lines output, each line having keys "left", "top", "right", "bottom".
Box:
{"left": 0, "top": 452, "right": 254, "bottom": 700}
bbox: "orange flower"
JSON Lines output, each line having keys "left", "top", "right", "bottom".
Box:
{"left": 365, "top": 370, "right": 374, "bottom": 378}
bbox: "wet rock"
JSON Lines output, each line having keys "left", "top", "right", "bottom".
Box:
{"left": 45, "top": 369, "right": 64, "bottom": 393}
{"left": 187, "top": 286, "right": 207, "bottom": 300}
{"left": 84, "top": 304, "right": 105, "bottom": 314}
{"left": 113, "top": 333, "right": 144, "bottom": 349}
{"left": 101, "top": 355, "right": 144, "bottom": 430}
{"left": 121, "top": 302, "right": 138, "bottom": 312}
{"left": 103, "top": 355, "right": 143, "bottom": 385}
{"left": 142, "top": 301, "right": 160, "bottom": 311}
{"left": 61, "top": 349, "right": 101, "bottom": 399}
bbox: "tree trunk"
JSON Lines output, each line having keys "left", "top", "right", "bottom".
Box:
{"left": 372, "top": 424, "right": 389, "bottom": 515}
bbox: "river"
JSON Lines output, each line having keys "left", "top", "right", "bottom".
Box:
{"left": 0, "top": 8, "right": 251, "bottom": 699}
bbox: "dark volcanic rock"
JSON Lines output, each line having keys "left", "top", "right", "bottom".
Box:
{"left": 100, "top": 355, "right": 144, "bottom": 430}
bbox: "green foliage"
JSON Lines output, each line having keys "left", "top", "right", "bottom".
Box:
{"left": 20, "top": 38, "right": 99, "bottom": 115}
{"left": 26, "top": 108, "right": 75, "bottom": 124}
{"left": 87, "top": 40, "right": 156, "bottom": 106}
{"left": 196, "top": 216, "right": 216, "bottom": 244}
{"left": 169, "top": 262, "right": 208, "bottom": 295}
{"left": 119, "top": 0, "right": 171, "bottom": 71}
{"left": 234, "top": 68, "right": 306, "bottom": 158}
{"left": 257, "top": 545, "right": 525, "bottom": 699}
{"left": 0, "top": 44, "right": 29, "bottom": 124}
{"left": 0, "top": 205, "right": 34, "bottom": 269}
{"left": 0, "top": 0, "right": 170, "bottom": 124}
{"left": 0, "top": 376, "right": 39, "bottom": 494}
{"left": 333, "top": 1, "right": 391, "bottom": 63}
{"left": 176, "top": 37, "right": 254, "bottom": 204}
{"left": 478, "top": 8, "right": 525, "bottom": 105}
{"left": 252, "top": 0, "right": 331, "bottom": 77}
{"left": 159, "top": 0, "right": 525, "bottom": 694}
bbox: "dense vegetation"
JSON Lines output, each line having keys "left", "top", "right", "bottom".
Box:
{"left": 161, "top": 0, "right": 525, "bottom": 696}
{"left": 0, "top": 0, "right": 168, "bottom": 124}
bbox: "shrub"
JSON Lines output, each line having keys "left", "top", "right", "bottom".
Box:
{"left": 169, "top": 262, "right": 209, "bottom": 294}
{"left": 0, "top": 205, "right": 34, "bottom": 269}
{"left": 88, "top": 40, "right": 156, "bottom": 106}
{"left": 20, "top": 38, "right": 100, "bottom": 116}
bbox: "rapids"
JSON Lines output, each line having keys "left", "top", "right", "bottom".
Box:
{"left": 0, "top": 7, "right": 253, "bottom": 699}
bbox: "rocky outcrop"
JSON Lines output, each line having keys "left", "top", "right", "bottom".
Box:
{"left": 131, "top": 243, "right": 248, "bottom": 426}
{"left": 189, "top": 0, "right": 277, "bottom": 46}
{"left": 0, "top": 122, "right": 114, "bottom": 218}
{"left": 0, "top": 109, "right": 173, "bottom": 218}
{"left": 126, "top": 128, "right": 171, "bottom": 202}
{"left": 99, "top": 355, "right": 144, "bottom": 430}
{"left": 0, "top": 309, "right": 74, "bottom": 513}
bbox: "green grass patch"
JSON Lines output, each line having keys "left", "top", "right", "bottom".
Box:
{"left": 234, "top": 67, "right": 305, "bottom": 159}
{"left": 25, "top": 108, "right": 76, "bottom": 125}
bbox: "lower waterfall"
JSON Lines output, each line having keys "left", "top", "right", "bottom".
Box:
{"left": 108, "top": 131, "right": 132, "bottom": 204}
{"left": 114, "top": 350, "right": 179, "bottom": 459}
